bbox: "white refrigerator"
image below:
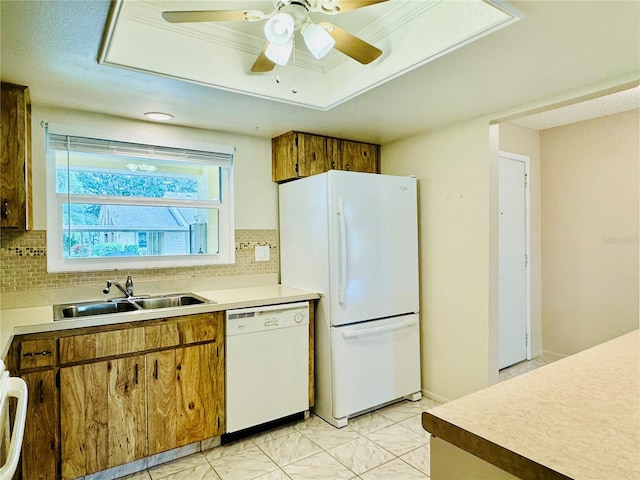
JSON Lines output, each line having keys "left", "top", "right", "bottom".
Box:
{"left": 279, "top": 170, "right": 421, "bottom": 427}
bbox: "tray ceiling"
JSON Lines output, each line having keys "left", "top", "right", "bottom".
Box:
{"left": 100, "top": 0, "right": 523, "bottom": 110}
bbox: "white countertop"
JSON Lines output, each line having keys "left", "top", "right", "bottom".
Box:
{"left": 423, "top": 330, "right": 640, "bottom": 480}
{"left": 0, "top": 285, "right": 319, "bottom": 358}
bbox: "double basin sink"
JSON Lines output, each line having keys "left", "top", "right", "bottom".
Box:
{"left": 53, "top": 293, "right": 212, "bottom": 321}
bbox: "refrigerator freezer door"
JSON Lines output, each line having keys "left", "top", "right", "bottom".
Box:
{"left": 331, "top": 314, "right": 421, "bottom": 420}
{"left": 328, "top": 171, "right": 419, "bottom": 326}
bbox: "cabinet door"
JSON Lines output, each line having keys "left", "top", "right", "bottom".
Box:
{"left": 272, "top": 132, "right": 297, "bottom": 182}
{"left": 21, "top": 370, "right": 59, "bottom": 480}
{"left": 0, "top": 83, "right": 32, "bottom": 229}
{"left": 147, "top": 342, "right": 224, "bottom": 455}
{"left": 272, "top": 131, "right": 329, "bottom": 182}
{"left": 297, "top": 133, "right": 328, "bottom": 177}
{"left": 60, "top": 356, "right": 146, "bottom": 479}
{"left": 338, "top": 140, "right": 379, "bottom": 173}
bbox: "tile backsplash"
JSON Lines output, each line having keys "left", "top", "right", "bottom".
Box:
{"left": 0, "top": 229, "right": 279, "bottom": 293}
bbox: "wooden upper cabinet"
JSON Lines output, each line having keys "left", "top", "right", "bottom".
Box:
{"left": 338, "top": 139, "right": 380, "bottom": 174}
{"left": 0, "top": 82, "right": 32, "bottom": 229}
{"left": 272, "top": 131, "right": 329, "bottom": 182}
{"left": 272, "top": 131, "right": 380, "bottom": 183}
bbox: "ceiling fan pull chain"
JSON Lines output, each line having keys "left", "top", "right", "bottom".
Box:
{"left": 292, "top": 36, "right": 298, "bottom": 94}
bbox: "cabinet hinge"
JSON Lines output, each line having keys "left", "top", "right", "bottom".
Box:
{"left": 524, "top": 173, "right": 528, "bottom": 188}
{"left": 294, "top": 163, "right": 299, "bottom": 174}
{"left": 216, "top": 345, "right": 219, "bottom": 358}
{"left": 217, "top": 416, "right": 220, "bottom": 429}
{"left": 56, "top": 370, "right": 60, "bottom": 389}
{"left": 525, "top": 254, "right": 528, "bottom": 268}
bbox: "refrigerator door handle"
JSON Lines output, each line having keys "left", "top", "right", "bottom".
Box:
{"left": 342, "top": 317, "right": 418, "bottom": 339}
{"left": 337, "top": 197, "right": 347, "bottom": 304}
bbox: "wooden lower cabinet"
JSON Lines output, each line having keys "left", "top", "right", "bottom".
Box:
{"left": 147, "top": 343, "right": 224, "bottom": 454}
{"left": 60, "top": 356, "right": 147, "bottom": 479}
{"left": 21, "top": 370, "right": 59, "bottom": 480}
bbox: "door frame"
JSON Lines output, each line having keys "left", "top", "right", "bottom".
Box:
{"left": 498, "top": 151, "right": 532, "bottom": 363}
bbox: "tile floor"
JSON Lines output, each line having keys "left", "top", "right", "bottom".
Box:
{"left": 120, "top": 396, "right": 439, "bottom": 480}
{"left": 498, "top": 351, "right": 563, "bottom": 382}
{"left": 118, "top": 355, "right": 558, "bottom": 480}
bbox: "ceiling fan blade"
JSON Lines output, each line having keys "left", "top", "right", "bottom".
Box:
{"left": 162, "top": 10, "right": 259, "bottom": 24}
{"left": 251, "top": 44, "right": 276, "bottom": 73}
{"left": 319, "top": 22, "right": 382, "bottom": 64}
{"left": 316, "top": 0, "right": 389, "bottom": 14}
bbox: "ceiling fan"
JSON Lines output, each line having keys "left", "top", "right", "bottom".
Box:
{"left": 161, "top": 1, "right": 388, "bottom": 73}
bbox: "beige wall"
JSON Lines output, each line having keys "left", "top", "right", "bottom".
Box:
{"left": 383, "top": 117, "right": 496, "bottom": 402}
{"left": 540, "top": 109, "right": 639, "bottom": 355}
{"left": 498, "top": 123, "right": 543, "bottom": 356}
{"left": 32, "top": 106, "right": 277, "bottom": 231}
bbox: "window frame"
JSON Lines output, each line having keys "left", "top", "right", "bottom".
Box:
{"left": 45, "top": 127, "right": 235, "bottom": 273}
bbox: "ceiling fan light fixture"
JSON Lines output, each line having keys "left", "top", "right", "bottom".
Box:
{"left": 264, "top": 13, "right": 295, "bottom": 45}
{"left": 301, "top": 22, "right": 335, "bottom": 59}
{"left": 265, "top": 40, "right": 293, "bottom": 66}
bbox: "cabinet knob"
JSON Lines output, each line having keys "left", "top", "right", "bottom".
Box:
{"left": 1, "top": 199, "right": 8, "bottom": 219}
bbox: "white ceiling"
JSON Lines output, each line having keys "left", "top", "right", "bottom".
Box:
{"left": 1, "top": 1, "right": 639, "bottom": 144}
{"left": 102, "top": 1, "right": 522, "bottom": 110}
{"left": 511, "top": 86, "right": 640, "bottom": 130}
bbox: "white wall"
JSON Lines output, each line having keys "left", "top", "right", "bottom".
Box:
{"left": 30, "top": 106, "right": 277, "bottom": 231}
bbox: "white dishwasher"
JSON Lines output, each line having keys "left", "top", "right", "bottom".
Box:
{"left": 225, "top": 302, "right": 310, "bottom": 434}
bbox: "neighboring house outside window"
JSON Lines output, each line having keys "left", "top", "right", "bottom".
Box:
{"left": 46, "top": 129, "right": 234, "bottom": 272}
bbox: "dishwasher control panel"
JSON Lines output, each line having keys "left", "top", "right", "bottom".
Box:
{"left": 226, "top": 302, "right": 309, "bottom": 335}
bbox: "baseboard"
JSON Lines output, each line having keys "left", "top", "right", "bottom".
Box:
{"left": 541, "top": 349, "right": 568, "bottom": 361}
{"left": 530, "top": 348, "right": 543, "bottom": 359}
{"left": 422, "top": 388, "right": 451, "bottom": 404}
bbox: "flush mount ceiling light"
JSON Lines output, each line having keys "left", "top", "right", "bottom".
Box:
{"left": 144, "top": 112, "right": 174, "bottom": 121}
{"left": 161, "top": 0, "right": 386, "bottom": 72}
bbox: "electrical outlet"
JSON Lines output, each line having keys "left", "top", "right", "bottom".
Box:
{"left": 255, "top": 245, "right": 270, "bottom": 262}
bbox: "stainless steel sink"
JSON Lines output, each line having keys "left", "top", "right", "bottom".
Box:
{"left": 133, "top": 293, "right": 209, "bottom": 310}
{"left": 54, "top": 300, "right": 140, "bottom": 320}
{"left": 53, "top": 293, "right": 213, "bottom": 321}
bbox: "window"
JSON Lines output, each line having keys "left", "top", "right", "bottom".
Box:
{"left": 46, "top": 129, "right": 234, "bottom": 272}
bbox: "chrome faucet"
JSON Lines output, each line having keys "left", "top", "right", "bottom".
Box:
{"left": 103, "top": 275, "right": 134, "bottom": 298}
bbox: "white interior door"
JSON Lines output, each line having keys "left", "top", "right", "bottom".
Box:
{"left": 498, "top": 153, "right": 529, "bottom": 369}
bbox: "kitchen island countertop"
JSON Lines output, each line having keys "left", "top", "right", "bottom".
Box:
{"left": 0, "top": 285, "right": 319, "bottom": 358}
{"left": 422, "top": 329, "right": 639, "bottom": 480}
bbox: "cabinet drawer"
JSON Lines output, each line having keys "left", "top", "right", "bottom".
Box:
{"left": 178, "top": 313, "right": 221, "bottom": 344}
{"left": 59, "top": 327, "right": 145, "bottom": 364}
{"left": 145, "top": 322, "right": 180, "bottom": 350}
{"left": 20, "top": 338, "right": 57, "bottom": 369}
